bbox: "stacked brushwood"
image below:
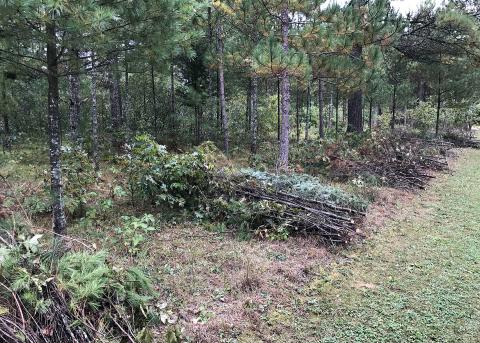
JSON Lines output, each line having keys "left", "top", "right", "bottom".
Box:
{"left": 443, "top": 131, "right": 480, "bottom": 148}
{"left": 330, "top": 134, "right": 450, "bottom": 190}
{"left": 236, "top": 184, "right": 364, "bottom": 244}
{"left": 213, "top": 171, "right": 367, "bottom": 244}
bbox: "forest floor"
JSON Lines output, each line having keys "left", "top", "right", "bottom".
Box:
{"left": 1, "top": 145, "right": 480, "bottom": 342}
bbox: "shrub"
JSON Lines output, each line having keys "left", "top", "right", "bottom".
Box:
{"left": 122, "top": 135, "right": 213, "bottom": 208}
{"left": 61, "top": 145, "right": 97, "bottom": 217}
{"left": 114, "top": 214, "right": 157, "bottom": 255}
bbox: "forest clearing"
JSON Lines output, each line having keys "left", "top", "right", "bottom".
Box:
{"left": 1, "top": 0, "right": 480, "bottom": 342}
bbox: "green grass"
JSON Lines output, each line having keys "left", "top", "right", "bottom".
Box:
{"left": 280, "top": 149, "right": 480, "bottom": 342}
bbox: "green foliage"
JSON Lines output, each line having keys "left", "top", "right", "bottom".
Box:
{"left": 61, "top": 146, "right": 97, "bottom": 217}
{"left": 407, "top": 101, "right": 436, "bottom": 134}
{"left": 0, "top": 231, "right": 157, "bottom": 339}
{"left": 204, "top": 197, "right": 288, "bottom": 240}
{"left": 114, "top": 214, "right": 157, "bottom": 255}
{"left": 122, "top": 135, "right": 213, "bottom": 208}
{"left": 23, "top": 194, "right": 52, "bottom": 215}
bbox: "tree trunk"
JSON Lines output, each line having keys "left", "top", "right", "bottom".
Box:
{"left": 347, "top": 45, "right": 363, "bottom": 133}
{"left": 150, "top": 64, "right": 158, "bottom": 139}
{"left": 296, "top": 84, "right": 300, "bottom": 143}
{"left": 109, "top": 58, "right": 122, "bottom": 150}
{"left": 124, "top": 57, "right": 131, "bottom": 140}
{"left": 250, "top": 76, "right": 258, "bottom": 154}
{"left": 329, "top": 90, "right": 333, "bottom": 128}
{"left": 391, "top": 83, "right": 397, "bottom": 131}
{"left": 335, "top": 87, "right": 339, "bottom": 138}
{"left": 347, "top": 91, "right": 363, "bottom": 133}
{"left": 68, "top": 50, "right": 81, "bottom": 144}
{"left": 246, "top": 78, "right": 251, "bottom": 133}
{"left": 170, "top": 60, "right": 176, "bottom": 143}
{"left": 217, "top": 22, "right": 228, "bottom": 153}
{"left": 90, "top": 53, "right": 99, "bottom": 172}
{"left": 1, "top": 73, "right": 10, "bottom": 150}
{"left": 368, "top": 99, "right": 373, "bottom": 130}
{"left": 47, "top": 20, "right": 67, "bottom": 242}
{"left": 435, "top": 71, "right": 442, "bottom": 137}
{"left": 277, "top": 7, "right": 290, "bottom": 171}
{"left": 305, "top": 83, "right": 310, "bottom": 141}
{"left": 277, "top": 78, "right": 280, "bottom": 141}
{"left": 318, "top": 78, "right": 325, "bottom": 139}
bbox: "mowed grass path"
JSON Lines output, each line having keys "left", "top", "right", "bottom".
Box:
{"left": 281, "top": 149, "right": 480, "bottom": 343}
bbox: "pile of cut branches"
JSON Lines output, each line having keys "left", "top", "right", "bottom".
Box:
{"left": 329, "top": 133, "right": 450, "bottom": 190}
{"left": 443, "top": 131, "right": 480, "bottom": 148}
{"left": 207, "top": 171, "right": 366, "bottom": 244}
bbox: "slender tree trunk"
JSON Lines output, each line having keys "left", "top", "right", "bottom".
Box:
{"left": 109, "top": 57, "right": 122, "bottom": 150}
{"left": 1, "top": 73, "right": 10, "bottom": 150}
{"left": 47, "top": 20, "right": 67, "bottom": 242}
{"left": 296, "top": 84, "right": 300, "bottom": 143}
{"left": 277, "top": 78, "right": 280, "bottom": 141}
{"left": 305, "top": 83, "right": 310, "bottom": 141}
{"left": 124, "top": 57, "right": 131, "bottom": 140}
{"left": 435, "top": 71, "right": 442, "bottom": 137}
{"left": 347, "top": 45, "right": 364, "bottom": 133}
{"left": 329, "top": 90, "right": 333, "bottom": 128}
{"left": 250, "top": 76, "right": 258, "bottom": 154}
{"left": 369, "top": 99, "right": 373, "bottom": 130}
{"left": 170, "top": 60, "right": 176, "bottom": 143}
{"left": 391, "top": 83, "right": 397, "bottom": 131}
{"left": 318, "top": 78, "right": 325, "bottom": 139}
{"left": 342, "top": 99, "right": 347, "bottom": 124}
{"left": 217, "top": 22, "right": 228, "bottom": 153}
{"left": 277, "top": 7, "right": 290, "bottom": 171}
{"left": 246, "top": 78, "right": 252, "bottom": 133}
{"left": 150, "top": 64, "right": 158, "bottom": 139}
{"left": 335, "top": 87, "right": 339, "bottom": 138}
{"left": 90, "top": 53, "right": 99, "bottom": 172}
{"left": 68, "top": 50, "right": 81, "bottom": 144}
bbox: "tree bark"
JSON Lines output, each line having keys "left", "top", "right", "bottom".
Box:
{"left": 246, "top": 78, "right": 252, "bottom": 133}
{"left": 435, "top": 71, "right": 442, "bottom": 137}
{"left": 250, "top": 76, "right": 258, "bottom": 154}
{"left": 335, "top": 87, "right": 339, "bottom": 138}
{"left": 150, "top": 64, "right": 158, "bottom": 139}
{"left": 391, "top": 83, "right": 397, "bottom": 131}
{"left": 90, "top": 52, "right": 99, "bottom": 172}
{"left": 68, "top": 50, "right": 81, "bottom": 144}
{"left": 47, "top": 20, "right": 67, "bottom": 241}
{"left": 109, "top": 57, "right": 122, "bottom": 150}
{"left": 305, "top": 83, "right": 310, "bottom": 141}
{"left": 347, "top": 45, "right": 364, "bottom": 133}
{"left": 277, "top": 7, "right": 291, "bottom": 171}
{"left": 1, "top": 72, "right": 10, "bottom": 150}
{"left": 217, "top": 22, "right": 228, "bottom": 153}
{"left": 277, "top": 78, "right": 280, "bottom": 141}
{"left": 170, "top": 60, "right": 176, "bottom": 142}
{"left": 296, "top": 84, "right": 300, "bottom": 143}
{"left": 318, "top": 78, "right": 325, "bottom": 139}
{"left": 368, "top": 99, "right": 373, "bottom": 130}
{"left": 347, "top": 91, "right": 363, "bottom": 133}
{"left": 124, "top": 56, "right": 131, "bottom": 140}
{"left": 329, "top": 90, "right": 333, "bottom": 128}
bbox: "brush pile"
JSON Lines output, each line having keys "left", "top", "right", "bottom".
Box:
{"left": 207, "top": 170, "right": 366, "bottom": 244}
{"left": 443, "top": 130, "right": 480, "bottom": 148}
{"left": 329, "top": 133, "right": 451, "bottom": 190}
